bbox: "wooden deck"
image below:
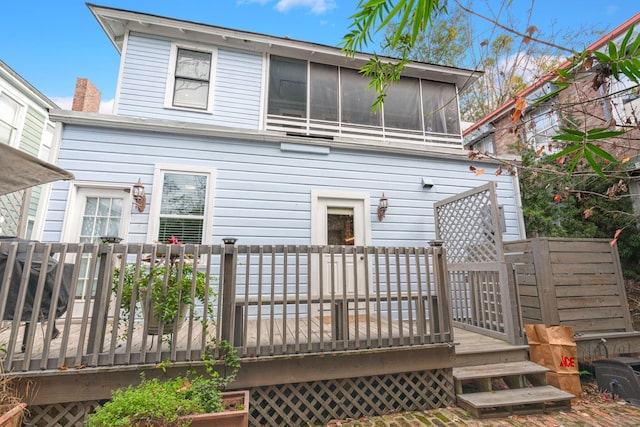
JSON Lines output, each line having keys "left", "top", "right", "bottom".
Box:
{"left": 1, "top": 317, "right": 523, "bottom": 373}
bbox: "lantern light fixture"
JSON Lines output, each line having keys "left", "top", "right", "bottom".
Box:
{"left": 377, "top": 193, "right": 388, "bottom": 221}
{"left": 132, "top": 179, "right": 146, "bottom": 213}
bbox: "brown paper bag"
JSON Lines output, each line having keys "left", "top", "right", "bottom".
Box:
{"left": 525, "top": 324, "right": 581, "bottom": 398}
{"left": 524, "top": 324, "right": 578, "bottom": 374}
{"left": 546, "top": 372, "right": 582, "bottom": 399}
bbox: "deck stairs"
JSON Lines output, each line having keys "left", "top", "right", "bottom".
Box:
{"left": 453, "top": 361, "right": 575, "bottom": 419}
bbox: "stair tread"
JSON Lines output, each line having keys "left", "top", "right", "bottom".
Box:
{"left": 457, "top": 385, "right": 574, "bottom": 408}
{"left": 454, "top": 361, "right": 549, "bottom": 380}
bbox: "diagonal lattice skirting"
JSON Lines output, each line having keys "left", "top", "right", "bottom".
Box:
{"left": 24, "top": 400, "right": 102, "bottom": 427}
{"left": 250, "top": 368, "right": 454, "bottom": 426}
{"left": 22, "top": 369, "right": 453, "bottom": 426}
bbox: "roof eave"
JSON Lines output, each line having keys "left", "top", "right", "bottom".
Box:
{"left": 87, "top": 3, "right": 481, "bottom": 87}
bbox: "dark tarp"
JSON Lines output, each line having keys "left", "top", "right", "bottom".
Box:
{"left": 0, "top": 143, "right": 74, "bottom": 196}
{"left": 0, "top": 237, "right": 72, "bottom": 321}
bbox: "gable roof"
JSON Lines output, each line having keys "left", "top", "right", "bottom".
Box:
{"left": 463, "top": 12, "right": 640, "bottom": 138}
{"left": 87, "top": 3, "right": 482, "bottom": 91}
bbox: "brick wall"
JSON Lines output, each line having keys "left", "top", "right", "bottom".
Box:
{"left": 72, "top": 78, "right": 101, "bottom": 113}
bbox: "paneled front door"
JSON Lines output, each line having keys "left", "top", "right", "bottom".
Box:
{"left": 311, "top": 190, "right": 371, "bottom": 297}
{"left": 66, "top": 187, "right": 129, "bottom": 317}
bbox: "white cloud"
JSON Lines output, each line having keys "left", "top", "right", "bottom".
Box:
{"left": 274, "top": 0, "right": 336, "bottom": 14}
{"left": 50, "top": 96, "right": 73, "bottom": 110}
{"left": 50, "top": 96, "right": 114, "bottom": 114}
{"left": 605, "top": 5, "right": 619, "bottom": 15}
{"left": 237, "top": 0, "right": 335, "bottom": 15}
{"left": 236, "top": 0, "right": 270, "bottom": 5}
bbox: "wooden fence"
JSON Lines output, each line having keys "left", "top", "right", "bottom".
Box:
{"left": 503, "top": 237, "right": 633, "bottom": 334}
{"left": 0, "top": 240, "right": 452, "bottom": 373}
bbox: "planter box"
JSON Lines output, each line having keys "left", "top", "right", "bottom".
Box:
{"left": 0, "top": 403, "right": 26, "bottom": 427}
{"left": 179, "top": 390, "right": 249, "bottom": 427}
{"left": 145, "top": 300, "right": 188, "bottom": 335}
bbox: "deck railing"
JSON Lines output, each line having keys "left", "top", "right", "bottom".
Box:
{"left": 0, "top": 240, "right": 452, "bottom": 373}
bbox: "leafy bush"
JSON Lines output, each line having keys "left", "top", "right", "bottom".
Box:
{"left": 87, "top": 345, "right": 240, "bottom": 427}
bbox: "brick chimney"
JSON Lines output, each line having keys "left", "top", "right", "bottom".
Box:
{"left": 72, "top": 78, "right": 101, "bottom": 113}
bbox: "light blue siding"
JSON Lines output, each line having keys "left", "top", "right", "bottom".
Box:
{"left": 44, "top": 125, "right": 522, "bottom": 245}
{"left": 117, "top": 34, "right": 263, "bottom": 129}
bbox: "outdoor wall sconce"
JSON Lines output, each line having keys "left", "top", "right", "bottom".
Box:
{"left": 132, "top": 179, "right": 146, "bottom": 213}
{"left": 377, "top": 193, "right": 388, "bottom": 221}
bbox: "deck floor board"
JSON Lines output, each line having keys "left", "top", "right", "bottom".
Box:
{"left": 1, "top": 317, "right": 524, "bottom": 371}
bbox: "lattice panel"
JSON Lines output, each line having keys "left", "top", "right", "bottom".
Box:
{"left": 435, "top": 186, "right": 497, "bottom": 264}
{"left": 249, "top": 368, "right": 454, "bottom": 426}
{"left": 0, "top": 191, "right": 23, "bottom": 236}
{"left": 24, "top": 400, "right": 102, "bottom": 427}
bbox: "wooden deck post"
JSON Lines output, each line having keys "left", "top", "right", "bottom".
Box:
{"left": 531, "top": 238, "right": 560, "bottom": 325}
{"left": 221, "top": 238, "right": 238, "bottom": 346}
{"left": 87, "top": 244, "right": 114, "bottom": 356}
{"left": 430, "top": 240, "right": 452, "bottom": 342}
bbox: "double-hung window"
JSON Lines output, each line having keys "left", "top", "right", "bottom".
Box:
{"left": 0, "top": 92, "right": 22, "bottom": 146}
{"left": 167, "top": 46, "right": 215, "bottom": 111}
{"left": 149, "top": 166, "right": 216, "bottom": 244}
{"left": 525, "top": 106, "right": 560, "bottom": 153}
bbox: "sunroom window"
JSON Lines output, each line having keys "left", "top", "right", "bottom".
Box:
{"left": 310, "top": 63, "right": 338, "bottom": 121}
{"left": 421, "top": 80, "right": 460, "bottom": 135}
{"left": 340, "top": 68, "right": 381, "bottom": 127}
{"left": 385, "top": 77, "right": 422, "bottom": 130}
{"left": 266, "top": 56, "right": 462, "bottom": 144}
{"left": 268, "top": 56, "right": 307, "bottom": 117}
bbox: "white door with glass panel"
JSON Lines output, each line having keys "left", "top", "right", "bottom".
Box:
{"left": 69, "top": 187, "right": 129, "bottom": 317}
{"left": 311, "top": 191, "right": 371, "bottom": 297}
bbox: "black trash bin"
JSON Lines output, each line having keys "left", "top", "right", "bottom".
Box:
{"left": 594, "top": 357, "right": 640, "bottom": 406}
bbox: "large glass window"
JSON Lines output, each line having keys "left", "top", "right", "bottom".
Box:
{"left": 310, "top": 63, "right": 338, "bottom": 121}
{"left": 340, "top": 68, "right": 381, "bottom": 127}
{"left": 158, "top": 172, "right": 208, "bottom": 244}
{"left": 384, "top": 77, "right": 422, "bottom": 130}
{"left": 421, "top": 81, "right": 460, "bottom": 134}
{"left": 267, "top": 56, "right": 462, "bottom": 137}
{"left": 172, "top": 48, "right": 212, "bottom": 110}
{"left": 268, "top": 56, "right": 307, "bottom": 117}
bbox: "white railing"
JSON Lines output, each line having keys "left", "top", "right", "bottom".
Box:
{"left": 266, "top": 115, "right": 465, "bottom": 148}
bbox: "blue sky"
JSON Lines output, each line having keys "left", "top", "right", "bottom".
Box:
{"left": 0, "top": 1, "right": 635, "bottom": 110}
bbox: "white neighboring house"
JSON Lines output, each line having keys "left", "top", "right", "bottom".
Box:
{"left": 0, "top": 60, "right": 63, "bottom": 239}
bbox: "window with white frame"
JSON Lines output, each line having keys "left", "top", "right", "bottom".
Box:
{"left": 524, "top": 106, "right": 560, "bottom": 153}
{"left": 472, "top": 134, "right": 495, "bottom": 154}
{"left": 150, "top": 166, "right": 216, "bottom": 244}
{"left": 166, "top": 46, "right": 215, "bottom": 111}
{"left": 0, "top": 92, "right": 22, "bottom": 146}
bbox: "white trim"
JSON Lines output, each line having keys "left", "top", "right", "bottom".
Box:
{"left": 310, "top": 189, "right": 371, "bottom": 245}
{"left": 258, "top": 52, "right": 268, "bottom": 131}
{"left": 147, "top": 164, "right": 217, "bottom": 245}
{"left": 112, "top": 29, "right": 131, "bottom": 115}
{"left": 0, "top": 90, "right": 25, "bottom": 148}
{"left": 163, "top": 42, "right": 218, "bottom": 113}
{"left": 61, "top": 183, "right": 132, "bottom": 243}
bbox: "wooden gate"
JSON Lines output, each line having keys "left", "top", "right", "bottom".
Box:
{"left": 434, "top": 182, "right": 521, "bottom": 344}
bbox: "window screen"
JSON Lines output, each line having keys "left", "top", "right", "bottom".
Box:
{"left": 268, "top": 56, "right": 307, "bottom": 117}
